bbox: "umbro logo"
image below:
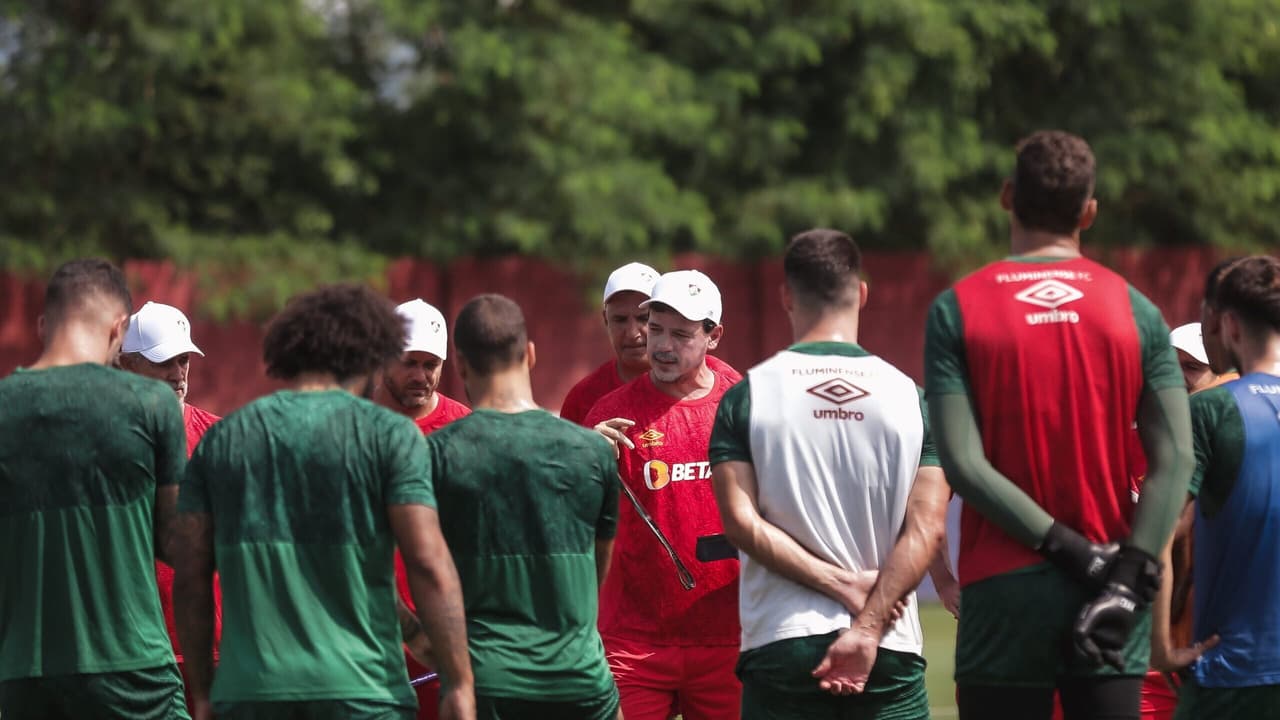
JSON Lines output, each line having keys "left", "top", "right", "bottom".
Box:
{"left": 637, "top": 428, "right": 665, "bottom": 448}
{"left": 1015, "top": 279, "right": 1084, "bottom": 325}
{"left": 1015, "top": 279, "right": 1083, "bottom": 309}
{"left": 806, "top": 378, "right": 869, "bottom": 406}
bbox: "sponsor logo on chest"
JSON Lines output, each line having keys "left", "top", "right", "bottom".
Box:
{"left": 806, "top": 377, "right": 870, "bottom": 421}
{"left": 643, "top": 459, "right": 712, "bottom": 490}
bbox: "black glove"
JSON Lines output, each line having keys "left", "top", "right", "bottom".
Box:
{"left": 1037, "top": 521, "right": 1119, "bottom": 591}
{"left": 1073, "top": 545, "right": 1161, "bottom": 670}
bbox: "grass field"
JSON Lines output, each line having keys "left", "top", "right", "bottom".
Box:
{"left": 921, "top": 601, "right": 958, "bottom": 719}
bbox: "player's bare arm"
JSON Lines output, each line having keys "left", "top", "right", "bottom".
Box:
{"left": 1150, "top": 497, "right": 1219, "bottom": 672}
{"left": 389, "top": 504, "right": 475, "bottom": 720}
{"left": 595, "top": 538, "right": 615, "bottom": 586}
{"left": 154, "top": 483, "right": 181, "bottom": 567}
{"left": 713, "top": 459, "right": 879, "bottom": 614}
{"left": 927, "top": 533, "right": 960, "bottom": 619}
{"left": 172, "top": 510, "right": 216, "bottom": 720}
{"left": 812, "top": 465, "right": 949, "bottom": 696}
{"left": 396, "top": 593, "right": 434, "bottom": 668}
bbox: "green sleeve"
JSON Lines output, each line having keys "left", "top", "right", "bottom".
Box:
{"left": 924, "top": 289, "right": 969, "bottom": 398}
{"left": 385, "top": 416, "right": 436, "bottom": 508}
{"left": 1127, "top": 386, "right": 1194, "bottom": 555}
{"left": 917, "top": 386, "right": 940, "bottom": 468}
{"left": 595, "top": 437, "right": 620, "bottom": 540}
{"left": 929, "top": 393, "right": 1054, "bottom": 548}
{"left": 150, "top": 385, "right": 187, "bottom": 487}
{"left": 1129, "top": 286, "right": 1184, "bottom": 393}
{"left": 1188, "top": 386, "right": 1245, "bottom": 517}
{"left": 708, "top": 376, "right": 753, "bottom": 466}
{"left": 178, "top": 437, "right": 212, "bottom": 514}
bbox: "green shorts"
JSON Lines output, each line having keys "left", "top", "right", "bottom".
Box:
{"left": 0, "top": 663, "right": 189, "bottom": 720}
{"left": 476, "top": 684, "right": 620, "bottom": 720}
{"left": 212, "top": 698, "right": 413, "bottom": 720}
{"left": 736, "top": 631, "right": 928, "bottom": 720}
{"left": 1172, "top": 680, "right": 1280, "bottom": 720}
{"left": 955, "top": 563, "right": 1151, "bottom": 687}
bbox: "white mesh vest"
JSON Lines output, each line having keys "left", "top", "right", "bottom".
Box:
{"left": 741, "top": 348, "right": 926, "bottom": 655}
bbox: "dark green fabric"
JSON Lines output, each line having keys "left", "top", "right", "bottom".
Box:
{"left": 0, "top": 364, "right": 184, "bottom": 681}
{"left": 708, "top": 342, "right": 938, "bottom": 467}
{"left": 955, "top": 563, "right": 1152, "bottom": 686}
{"left": 1127, "top": 385, "right": 1195, "bottom": 557}
{"left": 1127, "top": 286, "right": 1185, "bottom": 394}
{"left": 1187, "top": 385, "right": 1245, "bottom": 517}
{"left": 1172, "top": 680, "right": 1280, "bottom": 720}
{"left": 475, "top": 685, "right": 620, "bottom": 720}
{"left": 180, "top": 390, "right": 431, "bottom": 707}
{"left": 0, "top": 663, "right": 189, "bottom": 720}
{"left": 427, "top": 409, "right": 618, "bottom": 701}
{"left": 923, "top": 288, "right": 969, "bottom": 398}
{"left": 212, "top": 699, "right": 413, "bottom": 720}
{"left": 737, "top": 634, "right": 928, "bottom": 720}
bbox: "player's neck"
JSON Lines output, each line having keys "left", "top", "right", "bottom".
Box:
{"left": 1234, "top": 335, "right": 1280, "bottom": 377}
{"left": 466, "top": 371, "right": 539, "bottom": 413}
{"left": 650, "top": 362, "right": 714, "bottom": 401}
{"left": 791, "top": 309, "right": 860, "bottom": 347}
{"left": 1009, "top": 228, "right": 1082, "bottom": 259}
{"left": 29, "top": 327, "right": 114, "bottom": 369}
{"left": 291, "top": 371, "right": 344, "bottom": 392}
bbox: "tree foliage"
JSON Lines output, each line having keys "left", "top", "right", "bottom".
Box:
{"left": 2, "top": 0, "right": 1278, "bottom": 316}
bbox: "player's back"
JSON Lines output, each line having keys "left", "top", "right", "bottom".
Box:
{"left": 427, "top": 409, "right": 618, "bottom": 701}
{"left": 0, "top": 363, "right": 183, "bottom": 681}
{"left": 181, "top": 389, "right": 426, "bottom": 708}
{"left": 728, "top": 342, "right": 930, "bottom": 654}
{"left": 933, "top": 256, "right": 1173, "bottom": 583}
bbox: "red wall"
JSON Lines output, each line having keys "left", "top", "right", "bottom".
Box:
{"left": 0, "top": 247, "right": 1232, "bottom": 415}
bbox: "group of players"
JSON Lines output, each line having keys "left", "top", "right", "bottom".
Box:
{"left": 1, "top": 129, "right": 1277, "bottom": 720}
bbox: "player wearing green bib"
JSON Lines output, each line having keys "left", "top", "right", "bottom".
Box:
{"left": 173, "top": 285, "right": 474, "bottom": 720}
{"left": 0, "top": 259, "right": 190, "bottom": 720}
{"left": 426, "top": 294, "right": 621, "bottom": 720}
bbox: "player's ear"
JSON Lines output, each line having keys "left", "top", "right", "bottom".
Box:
{"left": 859, "top": 280, "right": 869, "bottom": 310}
{"left": 999, "top": 179, "right": 1014, "bottom": 211}
{"left": 107, "top": 312, "right": 129, "bottom": 357}
{"left": 1078, "top": 198, "right": 1098, "bottom": 231}
{"left": 37, "top": 315, "right": 47, "bottom": 343}
{"left": 600, "top": 308, "right": 608, "bottom": 327}
{"left": 525, "top": 341, "right": 537, "bottom": 371}
{"left": 706, "top": 324, "right": 723, "bottom": 350}
{"left": 779, "top": 282, "right": 793, "bottom": 314}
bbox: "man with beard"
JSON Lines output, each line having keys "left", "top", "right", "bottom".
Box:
{"left": 377, "top": 299, "right": 471, "bottom": 434}
{"left": 118, "top": 300, "right": 224, "bottom": 715}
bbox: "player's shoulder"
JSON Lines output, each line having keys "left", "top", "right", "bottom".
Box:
{"left": 584, "top": 374, "right": 645, "bottom": 422}
{"left": 187, "top": 403, "right": 221, "bottom": 426}
{"left": 436, "top": 392, "right": 471, "bottom": 418}
{"left": 1190, "top": 383, "right": 1237, "bottom": 417}
{"left": 706, "top": 354, "right": 741, "bottom": 382}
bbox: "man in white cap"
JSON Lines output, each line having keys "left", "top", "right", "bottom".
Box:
{"left": 1169, "top": 322, "right": 1235, "bottom": 394}
{"left": 561, "top": 262, "right": 737, "bottom": 426}
{"left": 117, "top": 300, "right": 222, "bottom": 716}
{"left": 376, "top": 299, "right": 471, "bottom": 435}
{"left": 374, "top": 298, "right": 470, "bottom": 720}
{"left": 584, "top": 270, "right": 743, "bottom": 720}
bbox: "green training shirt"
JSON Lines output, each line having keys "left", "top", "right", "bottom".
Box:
{"left": 179, "top": 390, "right": 434, "bottom": 707}
{"left": 427, "top": 409, "right": 619, "bottom": 701}
{"left": 0, "top": 363, "right": 186, "bottom": 680}
{"left": 1187, "top": 385, "right": 1245, "bottom": 515}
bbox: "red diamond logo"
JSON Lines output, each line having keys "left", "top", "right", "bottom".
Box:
{"left": 806, "top": 378, "right": 870, "bottom": 405}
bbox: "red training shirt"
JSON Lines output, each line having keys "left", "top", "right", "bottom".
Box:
{"left": 561, "top": 354, "right": 736, "bottom": 427}
{"left": 413, "top": 392, "right": 472, "bottom": 437}
{"left": 157, "top": 402, "right": 223, "bottom": 663}
{"left": 585, "top": 365, "right": 743, "bottom": 647}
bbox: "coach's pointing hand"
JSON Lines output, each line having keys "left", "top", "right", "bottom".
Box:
{"left": 592, "top": 418, "right": 636, "bottom": 456}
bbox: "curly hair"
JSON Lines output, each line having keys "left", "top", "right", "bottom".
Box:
{"left": 1210, "top": 255, "right": 1280, "bottom": 333}
{"left": 44, "top": 258, "right": 132, "bottom": 331}
{"left": 263, "top": 284, "right": 406, "bottom": 381}
{"left": 784, "top": 228, "right": 863, "bottom": 309}
{"left": 1011, "top": 130, "right": 1096, "bottom": 235}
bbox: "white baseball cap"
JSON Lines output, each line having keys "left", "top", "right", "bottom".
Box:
{"left": 1170, "top": 323, "right": 1209, "bottom": 365}
{"left": 640, "top": 270, "right": 722, "bottom": 325}
{"left": 397, "top": 299, "right": 448, "bottom": 359}
{"left": 602, "top": 262, "right": 660, "bottom": 304}
{"left": 122, "top": 301, "right": 204, "bottom": 363}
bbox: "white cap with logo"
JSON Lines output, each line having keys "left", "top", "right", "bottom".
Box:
{"left": 1170, "top": 322, "right": 1209, "bottom": 365}
{"left": 122, "top": 301, "right": 204, "bottom": 363}
{"left": 602, "top": 262, "right": 660, "bottom": 304}
{"left": 397, "top": 299, "right": 448, "bottom": 359}
{"left": 640, "top": 270, "right": 722, "bottom": 325}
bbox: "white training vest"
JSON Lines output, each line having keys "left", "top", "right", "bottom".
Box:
{"left": 741, "top": 349, "right": 926, "bottom": 656}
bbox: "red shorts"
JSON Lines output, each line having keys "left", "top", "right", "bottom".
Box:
{"left": 603, "top": 635, "right": 740, "bottom": 720}
{"left": 405, "top": 652, "right": 440, "bottom": 720}
{"left": 1140, "top": 670, "right": 1177, "bottom": 720}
